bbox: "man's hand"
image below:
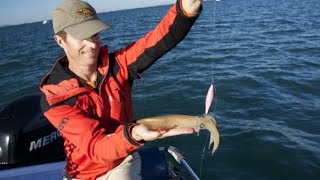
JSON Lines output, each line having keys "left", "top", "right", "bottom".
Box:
{"left": 181, "top": 0, "right": 203, "bottom": 17}
{"left": 131, "top": 124, "right": 197, "bottom": 142}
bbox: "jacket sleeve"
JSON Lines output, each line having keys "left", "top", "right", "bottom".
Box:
{"left": 44, "top": 104, "right": 143, "bottom": 163}
{"left": 115, "top": 0, "right": 201, "bottom": 80}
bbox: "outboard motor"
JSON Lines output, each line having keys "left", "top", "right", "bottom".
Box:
{"left": 0, "top": 94, "right": 64, "bottom": 169}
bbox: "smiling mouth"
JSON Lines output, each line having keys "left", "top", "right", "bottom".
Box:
{"left": 82, "top": 52, "right": 96, "bottom": 56}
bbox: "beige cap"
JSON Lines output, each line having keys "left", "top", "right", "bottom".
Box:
{"left": 52, "top": 0, "right": 109, "bottom": 39}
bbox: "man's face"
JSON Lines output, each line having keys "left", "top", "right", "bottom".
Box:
{"left": 56, "top": 33, "right": 101, "bottom": 67}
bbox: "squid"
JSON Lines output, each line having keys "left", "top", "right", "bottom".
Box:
{"left": 137, "top": 114, "right": 219, "bottom": 154}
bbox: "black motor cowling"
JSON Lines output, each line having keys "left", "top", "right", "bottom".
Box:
{"left": 0, "top": 94, "right": 64, "bottom": 169}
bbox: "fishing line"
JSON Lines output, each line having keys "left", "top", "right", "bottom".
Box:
{"left": 211, "top": 0, "right": 217, "bottom": 85}
{"left": 204, "top": 0, "right": 218, "bottom": 116}
{"left": 199, "top": 0, "right": 219, "bottom": 178}
{"left": 212, "top": 0, "right": 218, "bottom": 114}
{"left": 199, "top": 132, "right": 210, "bottom": 179}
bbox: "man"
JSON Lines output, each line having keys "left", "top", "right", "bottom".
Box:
{"left": 40, "top": 0, "right": 202, "bottom": 179}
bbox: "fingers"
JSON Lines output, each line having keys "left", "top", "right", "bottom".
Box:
{"left": 132, "top": 124, "right": 167, "bottom": 141}
{"left": 182, "top": 0, "right": 203, "bottom": 17}
{"left": 132, "top": 125, "right": 198, "bottom": 142}
{"left": 157, "top": 128, "right": 197, "bottom": 139}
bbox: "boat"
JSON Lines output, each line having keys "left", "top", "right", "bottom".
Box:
{"left": 0, "top": 94, "right": 199, "bottom": 179}
{"left": 42, "top": 20, "right": 48, "bottom": 24}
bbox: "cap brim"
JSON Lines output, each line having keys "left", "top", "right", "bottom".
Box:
{"left": 64, "top": 19, "right": 110, "bottom": 40}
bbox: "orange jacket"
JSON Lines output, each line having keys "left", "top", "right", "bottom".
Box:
{"left": 39, "top": 1, "right": 200, "bottom": 179}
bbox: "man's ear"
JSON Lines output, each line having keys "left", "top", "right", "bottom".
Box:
{"left": 54, "top": 35, "right": 65, "bottom": 49}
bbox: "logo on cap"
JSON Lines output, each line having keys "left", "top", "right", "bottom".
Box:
{"left": 75, "top": 8, "right": 94, "bottom": 16}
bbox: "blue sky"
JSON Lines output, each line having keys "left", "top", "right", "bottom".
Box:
{"left": 0, "top": 0, "right": 174, "bottom": 26}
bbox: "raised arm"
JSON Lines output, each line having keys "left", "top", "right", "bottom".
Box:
{"left": 114, "top": 0, "right": 203, "bottom": 80}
